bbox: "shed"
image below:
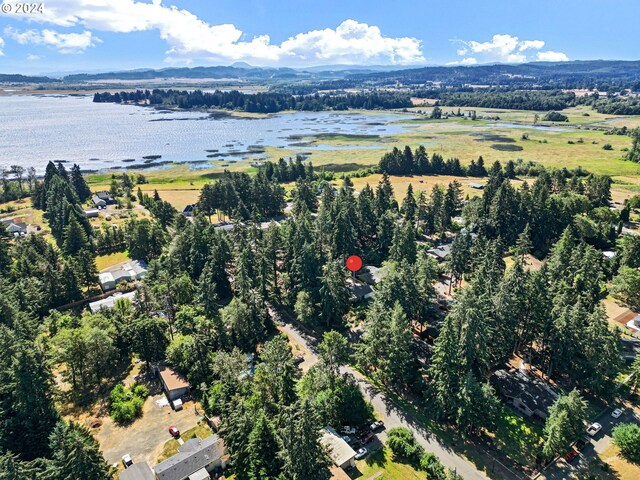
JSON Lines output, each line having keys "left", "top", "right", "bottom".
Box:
{"left": 158, "top": 365, "right": 190, "bottom": 401}
{"left": 84, "top": 208, "right": 100, "bottom": 218}
{"left": 320, "top": 426, "right": 356, "bottom": 470}
{"left": 469, "top": 182, "right": 485, "bottom": 189}
{"left": 182, "top": 204, "right": 196, "bottom": 217}
{"left": 118, "top": 462, "right": 155, "bottom": 480}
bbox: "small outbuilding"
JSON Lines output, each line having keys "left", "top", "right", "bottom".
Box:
{"left": 157, "top": 365, "right": 190, "bottom": 402}
{"left": 320, "top": 426, "right": 356, "bottom": 470}
{"left": 182, "top": 204, "right": 196, "bottom": 217}
{"left": 84, "top": 208, "right": 100, "bottom": 218}
{"left": 469, "top": 182, "right": 485, "bottom": 190}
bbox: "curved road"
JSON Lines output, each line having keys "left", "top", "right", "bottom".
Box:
{"left": 279, "top": 321, "right": 489, "bottom": 480}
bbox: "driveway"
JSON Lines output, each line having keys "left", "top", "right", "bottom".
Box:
{"left": 537, "top": 408, "right": 640, "bottom": 479}
{"left": 96, "top": 393, "right": 201, "bottom": 467}
{"left": 279, "top": 322, "right": 489, "bottom": 480}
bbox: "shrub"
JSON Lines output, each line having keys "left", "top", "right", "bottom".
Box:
{"left": 603, "top": 143, "right": 613, "bottom": 150}
{"left": 109, "top": 383, "right": 149, "bottom": 424}
{"left": 543, "top": 111, "right": 568, "bottom": 122}
{"left": 612, "top": 423, "right": 640, "bottom": 462}
{"left": 386, "top": 427, "right": 423, "bottom": 460}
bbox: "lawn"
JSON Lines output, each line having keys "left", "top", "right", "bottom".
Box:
{"left": 95, "top": 251, "right": 130, "bottom": 271}
{"left": 598, "top": 443, "right": 640, "bottom": 480}
{"left": 348, "top": 446, "right": 424, "bottom": 480}
{"left": 156, "top": 422, "right": 213, "bottom": 463}
{"left": 488, "top": 406, "right": 543, "bottom": 467}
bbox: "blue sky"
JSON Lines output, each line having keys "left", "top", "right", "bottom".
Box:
{"left": 0, "top": 0, "right": 638, "bottom": 75}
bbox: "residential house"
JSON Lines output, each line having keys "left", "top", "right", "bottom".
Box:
{"left": 620, "top": 337, "right": 640, "bottom": 362}
{"left": 92, "top": 195, "right": 107, "bottom": 208}
{"left": 98, "top": 259, "right": 148, "bottom": 291}
{"left": 119, "top": 462, "right": 156, "bottom": 480}
{"left": 153, "top": 435, "right": 227, "bottom": 480}
{"left": 96, "top": 191, "right": 116, "bottom": 205}
{"left": 89, "top": 291, "right": 137, "bottom": 313}
{"left": 427, "top": 244, "right": 451, "bottom": 263}
{"left": 356, "top": 265, "right": 388, "bottom": 286}
{"left": 157, "top": 365, "right": 190, "bottom": 402}
{"left": 182, "top": 205, "right": 196, "bottom": 217}
{"left": 347, "top": 277, "right": 374, "bottom": 301}
{"left": 0, "top": 218, "right": 27, "bottom": 236}
{"left": 491, "top": 369, "right": 558, "bottom": 420}
{"left": 320, "top": 426, "right": 356, "bottom": 470}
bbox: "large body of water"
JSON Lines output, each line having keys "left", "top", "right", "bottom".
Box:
{"left": 0, "top": 95, "right": 414, "bottom": 173}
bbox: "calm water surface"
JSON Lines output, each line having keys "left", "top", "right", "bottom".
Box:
{"left": 0, "top": 95, "right": 415, "bottom": 173}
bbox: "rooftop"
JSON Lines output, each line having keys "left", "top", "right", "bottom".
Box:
{"left": 427, "top": 244, "right": 452, "bottom": 259}
{"left": 491, "top": 368, "right": 558, "bottom": 414}
{"left": 89, "top": 291, "right": 137, "bottom": 313}
{"left": 118, "top": 462, "right": 155, "bottom": 480}
{"left": 320, "top": 426, "right": 356, "bottom": 467}
{"left": 154, "top": 435, "right": 224, "bottom": 480}
{"left": 159, "top": 365, "right": 190, "bottom": 392}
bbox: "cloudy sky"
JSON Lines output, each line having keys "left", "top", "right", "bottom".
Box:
{"left": 0, "top": 0, "right": 638, "bottom": 74}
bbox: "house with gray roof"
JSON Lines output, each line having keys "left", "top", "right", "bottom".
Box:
{"left": 118, "top": 462, "right": 155, "bottom": 480}
{"left": 491, "top": 369, "right": 558, "bottom": 420}
{"left": 98, "top": 259, "right": 148, "bottom": 291}
{"left": 153, "top": 435, "right": 226, "bottom": 480}
{"left": 427, "top": 244, "right": 451, "bottom": 262}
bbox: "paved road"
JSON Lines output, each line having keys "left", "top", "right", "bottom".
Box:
{"left": 279, "top": 322, "right": 489, "bottom": 480}
{"left": 537, "top": 408, "right": 640, "bottom": 480}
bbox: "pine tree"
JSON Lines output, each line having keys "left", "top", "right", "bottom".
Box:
{"left": 400, "top": 184, "right": 417, "bottom": 223}
{"left": 247, "top": 411, "right": 282, "bottom": 480}
{"left": 318, "top": 261, "right": 350, "bottom": 328}
{"left": 46, "top": 422, "right": 112, "bottom": 480}
{"left": 70, "top": 164, "right": 91, "bottom": 202}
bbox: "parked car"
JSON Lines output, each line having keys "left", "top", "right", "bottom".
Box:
{"left": 122, "top": 454, "right": 133, "bottom": 468}
{"left": 611, "top": 408, "right": 622, "bottom": 418}
{"left": 370, "top": 420, "right": 384, "bottom": 432}
{"left": 574, "top": 437, "right": 589, "bottom": 451}
{"left": 586, "top": 423, "right": 602, "bottom": 436}
{"left": 341, "top": 426, "right": 356, "bottom": 435}
{"left": 341, "top": 435, "right": 352, "bottom": 444}
{"left": 293, "top": 355, "right": 304, "bottom": 365}
{"left": 169, "top": 426, "right": 180, "bottom": 438}
{"left": 355, "top": 447, "right": 368, "bottom": 460}
{"left": 565, "top": 450, "right": 579, "bottom": 463}
{"left": 362, "top": 432, "right": 375, "bottom": 444}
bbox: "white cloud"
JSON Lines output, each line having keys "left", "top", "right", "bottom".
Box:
{"left": 536, "top": 50, "right": 569, "bottom": 62}
{"left": 519, "top": 40, "right": 545, "bottom": 51}
{"left": 0, "top": 37, "right": 4, "bottom": 56}
{"left": 4, "top": 26, "right": 97, "bottom": 53}
{"left": 1, "top": 0, "right": 424, "bottom": 65}
{"left": 454, "top": 34, "right": 568, "bottom": 64}
{"left": 27, "top": 53, "right": 40, "bottom": 60}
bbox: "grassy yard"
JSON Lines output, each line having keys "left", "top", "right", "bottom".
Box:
{"left": 598, "top": 443, "right": 640, "bottom": 480}
{"left": 156, "top": 422, "right": 213, "bottom": 463}
{"left": 489, "top": 406, "right": 543, "bottom": 467}
{"left": 348, "top": 447, "right": 424, "bottom": 480}
{"left": 95, "top": 251, "right": 130, "bottom": 271}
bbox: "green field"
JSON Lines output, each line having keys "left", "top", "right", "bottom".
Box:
{"left": 85, "top": 106, "right": 640, "bottom": 208}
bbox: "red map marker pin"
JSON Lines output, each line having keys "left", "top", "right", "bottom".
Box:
{"left": 346, "top": 255, "right": 363, "bottom": 272}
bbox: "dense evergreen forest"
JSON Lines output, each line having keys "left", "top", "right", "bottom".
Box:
{"left": 1, "top": 149, "right": 638, "bottom": 478}
{"left": 92, "top": 89, "right": 412, "bottom": 113}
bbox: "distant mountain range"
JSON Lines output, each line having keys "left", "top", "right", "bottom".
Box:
{"left": 2, "top": 60, "right": 640, "bottom": 89}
